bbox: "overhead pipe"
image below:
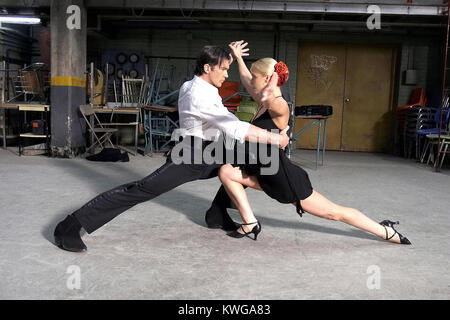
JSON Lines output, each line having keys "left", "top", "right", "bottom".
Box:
{"left": 86, "top": 1, "right": 447, "bottom": 16}
{"left": 93, "top": 14, "right": 447, "bottom": 30}
{"left": 0, "top": 0, "right": 445, "bottom": 15}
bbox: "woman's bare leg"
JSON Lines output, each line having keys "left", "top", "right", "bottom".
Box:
{"left": 219, "top": 165, "right": 402, "bottom": 243}
{"left": 299, "top": 190, "right": 401, "bottom": 243}
{"left": 218, "top": 164, "right": 262, "bottom": 233}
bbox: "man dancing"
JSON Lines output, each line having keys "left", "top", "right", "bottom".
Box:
{"left": 54, "top": 45, "right": 289, "bottom": 252}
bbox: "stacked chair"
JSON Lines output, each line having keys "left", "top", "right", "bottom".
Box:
{"left": 403, "top": 106, "right": 435, "bottom": 159}
{"left": 419, "top": 92, "right": 450, "bottom": 167}
{"left": 396, "top": 88, "right": 427, "bottom": 157}
{"left": 401, "top": 89, "right": 447, "bottom": 160}
{"left": 397, "top": 88, "right": 427, "bottom": 133}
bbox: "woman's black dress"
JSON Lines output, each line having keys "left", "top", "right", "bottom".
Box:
{"left": 210, "top": 108, "right": 313, "bottom": 216}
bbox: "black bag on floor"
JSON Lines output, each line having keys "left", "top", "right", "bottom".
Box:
{"left": 86, "top": 148, "right": 129, "bottom": 162}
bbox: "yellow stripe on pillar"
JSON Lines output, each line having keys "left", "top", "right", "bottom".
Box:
{"left": 51, "top": 76, "right": 86, "bottom": 88}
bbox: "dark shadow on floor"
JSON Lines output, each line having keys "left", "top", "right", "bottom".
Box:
{"left": 42, "top": 154, "right": 388, "bottom": 246}
{"left": 42, "top": 191, "right": 381, "bottom": 247}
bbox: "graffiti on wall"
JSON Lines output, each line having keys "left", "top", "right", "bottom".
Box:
{"left": 307, "top": 54, "right": 337, "bottom": 89}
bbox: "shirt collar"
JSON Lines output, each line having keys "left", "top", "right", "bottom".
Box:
{"left": 194, "top": 75, "right": 219, "bottom": 94}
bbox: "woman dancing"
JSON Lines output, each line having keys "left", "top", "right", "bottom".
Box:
{"left": 212, "top": 40, "right": 411, "bottom": 244}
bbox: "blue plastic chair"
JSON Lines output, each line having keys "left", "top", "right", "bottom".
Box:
{"left": 404, "top": 105, "right": 434, "bottom": 158}
{"left": 419, "top": 107, "right": 450, "bottom": 163}
{"left": 417, "top": 107, "right": 450, "bottom": 135}
{"left": 402, "top": 89, "right": 440, "bottom": 159}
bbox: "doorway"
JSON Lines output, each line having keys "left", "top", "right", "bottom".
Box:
{"left": 294, "top": 42, "right": 398, "bottom": 152}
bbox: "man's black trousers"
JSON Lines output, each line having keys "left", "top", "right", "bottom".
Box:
{"left": 73, "top": 156, "right": 222, "bottom": 234}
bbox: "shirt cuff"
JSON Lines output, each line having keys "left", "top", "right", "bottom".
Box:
{"left": 233, "top": 121, "right": 251, "bottom": 143}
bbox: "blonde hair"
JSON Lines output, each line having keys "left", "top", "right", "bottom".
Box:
{"left": 250, "top": 58, "right": 277, "bottom": 77}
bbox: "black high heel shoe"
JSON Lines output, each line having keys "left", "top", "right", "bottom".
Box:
{"left": 227, "top": 221, "right": 261, "bottom": 241}
{"left": 379, "top": 220, "right": 411, "bottom": 245}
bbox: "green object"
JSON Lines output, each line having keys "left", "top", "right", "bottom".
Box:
{"left": 237, "top": 99, "right": 258, "bottom": 117}
{"left": 236, "top": 111, "right": 254, "bottom": 122}
{"left": 238, "top": 105, "right": 258, "bottom": 114}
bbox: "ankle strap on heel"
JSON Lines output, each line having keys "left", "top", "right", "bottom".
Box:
{"left": 383, "top": 225, "right": 398, "bottom": 241}
{"left": 241, "top": 221, "right": 258, "bottom": 226}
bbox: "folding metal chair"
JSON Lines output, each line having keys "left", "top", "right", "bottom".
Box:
{"left": 79, "top": 104, "right": 118, "bottom": 153}
{"left": 437, "top": 134, "right": 450, "bottom": 169}
{"left": 423, "top": 134, "right": 450, "bottom": 169}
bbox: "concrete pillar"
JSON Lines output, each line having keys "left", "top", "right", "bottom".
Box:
{"left": 50, "top": 0, "right": 87, "bottom": 157}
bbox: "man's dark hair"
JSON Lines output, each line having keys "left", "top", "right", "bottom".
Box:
{"left": 194, "top": 45, "right": 231, "bottom": 76}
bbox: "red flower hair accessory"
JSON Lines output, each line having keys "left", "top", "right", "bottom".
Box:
{"left": 274, "top": 61, "right": 289, "bottom": 87}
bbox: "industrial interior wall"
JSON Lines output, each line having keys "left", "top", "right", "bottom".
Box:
{"left": 278, "top": 31, "right": 440, "bottom": 108}
{"left": 397, "top": 45, "right": 429, "bottom": 106}
{"left": 0, "top": 23, "right": 32, "bottom": 71}
{"left": 0, "top": 23, "right": 34, "bottom": 105}
{"left": 87, "top": 27, "right": 441, "bottom": 108}
{"left": 87, "top": 28, "right": 275, "bottom": 90}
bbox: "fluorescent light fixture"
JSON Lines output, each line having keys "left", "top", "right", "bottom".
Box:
{"left": 0, "top": 16, "right": 41, "bottom": 24}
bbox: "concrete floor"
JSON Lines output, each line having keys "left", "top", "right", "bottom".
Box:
{"left": 0, "top": 147, "right": 449, "bottom": 300}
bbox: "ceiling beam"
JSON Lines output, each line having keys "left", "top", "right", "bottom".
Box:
{"left": 95, "top": 15, "right": 446, "bottom": 29}
{"left": 0, "top": 0, "right": 446, "bottom": 16}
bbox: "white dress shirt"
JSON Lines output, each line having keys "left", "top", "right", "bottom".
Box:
{"left": 177, "top": 76, "right": 250, "bottom": 143}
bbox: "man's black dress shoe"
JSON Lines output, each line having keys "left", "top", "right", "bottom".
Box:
{"left": 54, "top": 215, "right": 87, "bottom": 252}
{"left": 205, "top": 205, "right": 239, "bottom": 231}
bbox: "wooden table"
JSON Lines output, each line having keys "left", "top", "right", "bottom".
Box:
{"left": 293, "top": 115, "right": 330, "bottom": 169}
{"left": 17, "top": 104, "right": 51, "bottom": 156}
{"left": 0, "top": 103, "right": 50, "bottom": 154}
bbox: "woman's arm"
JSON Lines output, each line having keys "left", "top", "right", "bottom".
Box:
{"left": 228, "top": 41, "right": 260, "bottom": 103}
{"left": 264, "top": 95, "right": 289, "bottom": 118}
{"left": 261, "top": 72, "right": 290, "bottom": 120}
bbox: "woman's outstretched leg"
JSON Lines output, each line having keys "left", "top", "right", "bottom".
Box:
{"left": 218, "top": 165, "right": 410, "bottom": 244}
{"left": 299, "top": 190, "right": 407, "bottom": 244}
